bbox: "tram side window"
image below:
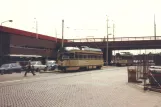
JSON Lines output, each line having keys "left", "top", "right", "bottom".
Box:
{"left": 96, "top": 55, "right": 99, "bottom": 60}
{"left": 91, "top": 55, "right": 94, "bottom": 59}
{"left": 69, "top": 53, "right": 74, "bottom": 59}
{"left": 101, "top": 55, "right": 103, "bottom": 59}
{"left": 88, "top": 55, "right": 92, "bottom": 59}
{"left": 79, "top": 55, "right": 82, "bottom": 59}
{"left": 82, "top": 55, "right": 85, "bottom": 59}
{"left": 75, "top": 54, "right": 79, "bottom": 59}
{"left": 96, "top": 55, "right": 98, "bottom": 59}
{"left": 98, "top": 55, "right": 102, "bottom": 59}
{"left": 84, "top": 54, "right": 88, "bottom": 59}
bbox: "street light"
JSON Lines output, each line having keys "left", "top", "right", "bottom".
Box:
{"left": 0, "top": 19, "right": 13, "bottom": 66}
{"left": 1, "top": 20, "right": 13, "bottom": 25}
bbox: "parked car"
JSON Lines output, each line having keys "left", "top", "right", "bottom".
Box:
{"left": 0, "top": 63, "right": 22, "bottom": 75}
{"left": 18, "top": 61, "right": 30, "bottom": 71}
{"left": 30, "top": 61, "right": 46, "bottom": 72}
{"left": 45, "top": 60, "right": 58, "bottom": 71}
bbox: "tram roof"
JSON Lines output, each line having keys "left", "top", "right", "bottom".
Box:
{"left": 63, "top": 46, "right": 102, "bottom": 53}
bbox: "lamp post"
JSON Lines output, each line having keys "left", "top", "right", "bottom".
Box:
{"left": 1, "top": 20, "right": 13, "bottom": 26}
{"left": 0, "top": 20, "right": 13, "bottom": 66}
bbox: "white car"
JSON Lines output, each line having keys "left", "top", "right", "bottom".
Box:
{"left": 30, "top": 61, "right": 46, "bottom": 72}
{"left": 45, "top": 60, "right": 58, "bottom": 71}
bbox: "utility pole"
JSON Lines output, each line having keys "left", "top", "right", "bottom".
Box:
{"left": 113, "top": 23, "right": 115, "bottom": 41}
{"left": 154, "top": 14, "right": 156, "bottom": 40}
{"left": 34, "top": 18, "right": 38, "bottom": 39}
{"left": 36, "top": 21, "right": 38, "bottom": 39}
{"left": 106, "top": 16, "right": 109, "bottom": 66}
{"left": 61, "top": 19, "right": 64, "bottom": 48}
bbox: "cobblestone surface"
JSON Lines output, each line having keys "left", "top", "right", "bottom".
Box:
{"left": 0, "top": 67, "right": 161, "bottom": 107}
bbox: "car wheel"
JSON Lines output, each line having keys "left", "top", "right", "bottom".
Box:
{"left": 51, "top": 67, "right": 55, "bottom": 71}
{"left": 36, "top": 68, "right": 40, "bottom": 72}
{"left": 9, "top": 70, "right": 13, "bottom": 74}
{"left": 1, "top": 70, "right": 4, "bottom": 75}
{"left": 44, "top": 67, "right": 47, "bottom": 71}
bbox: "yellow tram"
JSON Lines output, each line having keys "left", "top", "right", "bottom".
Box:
{"left": 57, "top": 46, "right": 104, "bottom": 71}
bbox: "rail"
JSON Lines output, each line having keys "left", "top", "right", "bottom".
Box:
{"left": 66, "top": 36, "right": 161, "bottom": 42}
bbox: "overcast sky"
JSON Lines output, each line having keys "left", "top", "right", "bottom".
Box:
{"left": 0, "top": 0, "right": 161, "bottom": 40}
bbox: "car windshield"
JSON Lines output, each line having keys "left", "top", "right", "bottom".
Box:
{"left": 47, "top": 61, "right": 55, "bottom": 65}
{"left": 1, "top": 64, "right": 10, "bottom": 68}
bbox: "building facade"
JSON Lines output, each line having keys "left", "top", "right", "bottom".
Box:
{"left": 0, "top": 26, "right": 61, "bottom": 65}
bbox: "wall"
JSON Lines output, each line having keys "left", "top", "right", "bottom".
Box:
{"left": 0, "top": 32, "right": 11, "bottom": 65}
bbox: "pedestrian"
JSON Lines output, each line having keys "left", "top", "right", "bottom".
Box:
{"left": 24, "top": 60, "right": 36, "bottom": 77}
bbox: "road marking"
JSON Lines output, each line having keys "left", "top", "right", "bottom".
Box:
{"left": 0, "top": 76, "right": 52, "bottom": 84}
{"left": 0, "top": 79, "right": 22, "bottom": 84}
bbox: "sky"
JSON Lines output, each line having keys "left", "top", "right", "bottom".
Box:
{"left": 0, "top": 0, "right": 161, "bottom": 54}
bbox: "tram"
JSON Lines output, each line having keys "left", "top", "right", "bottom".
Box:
{"left": 114, "top": 52, "right": 133, "bottom": 66}
{"left": 57, "top": 46, "right": 104, "bottom": 71}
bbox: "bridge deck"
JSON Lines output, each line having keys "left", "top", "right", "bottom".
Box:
{"left": 67, "top": 36, "right": 161, "bottom": 42}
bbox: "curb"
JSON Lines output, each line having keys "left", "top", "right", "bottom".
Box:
{"left": 40, "top": 70, "right": 60, "bottom": 73}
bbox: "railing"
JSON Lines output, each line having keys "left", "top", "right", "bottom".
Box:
{"left": 66, "top": 36, "right": 161, "bottom": 42}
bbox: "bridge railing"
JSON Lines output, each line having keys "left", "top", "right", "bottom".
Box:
{"left": 67, "top": 36, "right": 161, "bottom": 42}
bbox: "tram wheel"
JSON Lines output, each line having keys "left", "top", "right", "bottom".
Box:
{"left": 62, "top": 68, "right": 66, "bottom": 72}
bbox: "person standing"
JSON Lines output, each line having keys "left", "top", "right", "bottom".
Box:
{"left": 24, "top": 61, "right": 36, "bottom": 77}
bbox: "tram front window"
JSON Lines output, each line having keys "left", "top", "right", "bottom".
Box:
{"left": 62, "top": 55, "right": 69, "bottom": 59}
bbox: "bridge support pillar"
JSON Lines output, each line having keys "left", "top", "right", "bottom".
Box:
{"left": 103, "top": 48, "right": 112, "bottom": 65}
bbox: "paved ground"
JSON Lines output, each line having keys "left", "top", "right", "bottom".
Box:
{"left": 0, "top": 67, "right": 161, "bottom": 107}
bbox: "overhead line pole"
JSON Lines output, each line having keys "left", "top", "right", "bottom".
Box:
{"left": 112, "top": 22, "right": 116, "bottom": 66}
{"left": 62, "top": 19, "right": 64, "bottom": 48}
{"left": 154, "top": 14, "right": 156, "bottom": 40}
{"left": 106, "top": 16, "right": 109, "bottom": 66}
